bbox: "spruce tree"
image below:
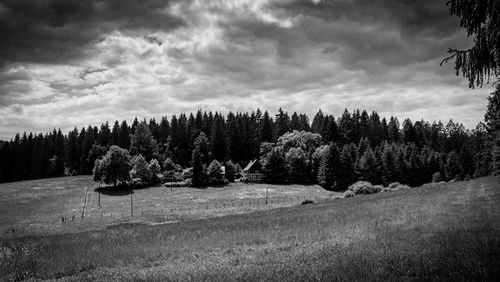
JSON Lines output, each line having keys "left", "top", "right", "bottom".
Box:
{"left": 263, "top": 148, "right": 288, "bottom": 184}
{"left": 130, "top": 122, "right": 159, "bottom": 161}
{"left": 210, "top": 115, "right": 226, "bottom": 162}
{"left": 191, "top": 148, "right": 205, "bottom": 187}
{"left": 317, "top": 143, "right": 340, "bottom": 190}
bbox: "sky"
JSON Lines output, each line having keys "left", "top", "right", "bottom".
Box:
{"left": 0, "top": 0, "right": 494, "bottom": 140}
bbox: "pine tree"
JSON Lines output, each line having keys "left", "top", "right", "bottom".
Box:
{"left": 263, "top": 147, "right": 288, "bottom": 184}
{"left": 446, "top": 151, "right": 463, "bottom": 180}
{"left": 290, "top": 112, "right": 301, "bottom": 131}
{"left": 130, "top": 122, "right": 159, "bottom": 161}
{"left": 111, "top": 121, "right": 120, "bottom": 146}
{"left": 358, "top": 148, "right": 379, "bottom": 184}
{"left": 97, "top": 122, "right": 111, "bottom": 146}
{"left": 66, "top": 127, "right": 80, "bottom": 174}
{"left": 260, "top": 111, "right": 273, "bottom": 143}
{"left": 210, "top": 115, "right": 226, "bottom": 162}
{"left": 336, "top": 145, "right": 357, "bottom": 190}
{"left": 194, "top": 132, "right": 210, "bottom": 164}
{"left": 317, "top": 143, "right": 340, "bottom": 190}
{"left": 388, "top": 116, "right": 400, "bottom": 143}
{"left": 274, "top": 108, "right": 290, "bottom": 139}
{"left": 311, "top": 109, "right": 324, "bottom": 133}
{"left": 119, "top": 120, "right": 131, "bottom": 150}
{"left": 191, "top": 148, "right": 205, "bottom": 187}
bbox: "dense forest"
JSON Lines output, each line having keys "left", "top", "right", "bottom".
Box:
{"left": 0, "top": 96, "right": 497, "bottom": 188}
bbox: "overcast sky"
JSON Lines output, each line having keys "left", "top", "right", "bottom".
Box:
{"left": 0, "top": 0, "right": 493, "bottom": 139}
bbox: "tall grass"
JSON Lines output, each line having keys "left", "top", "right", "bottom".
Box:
{"left": 1, "top": 177, "right": 499, "bottom": 281}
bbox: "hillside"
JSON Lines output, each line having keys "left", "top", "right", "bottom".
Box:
{"left": 1, "top": 177, "right": 499, "bottom": 281}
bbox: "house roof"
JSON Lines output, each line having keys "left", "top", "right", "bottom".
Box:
{"left": 243, "top": 159, "right": 258, "bottom": 171}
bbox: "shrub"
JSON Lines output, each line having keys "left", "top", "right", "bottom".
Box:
{"left": 432, "top": 172, "right": 443, "bottom": 183}
{"left": 163, "top": 180, "right": 191, "bottom": 188}
{"left": 343, "top": 190, "right": 355, "bottom": 198}
{"left": 381, "top": 187, "right": 392, "bottom": 193}
{"left": 148, "top": 159, "right": 161, "bottom": 184}
{"left": 348, "top": 181, "right": 381, "bottom": 195}
{"left": 301, "top": 199, "right": 314, "bottom": 205}
{"left": 388, "top": 182, "right": 400, "bottom": 189}
{"left": 225, "top": 160, "right": 238, "bottom": 182}
{"left": 206, "top": 160, "right": 227, "bottom": 186}
{"left": 393, "top": 184, "right": 410, "bottom": 190}
{"left": 129, "top": 178, "right": 147, "bottom": 189}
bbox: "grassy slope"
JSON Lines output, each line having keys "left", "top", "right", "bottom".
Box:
{"left": 1, "top": 177, "right": 500, "bottom": 281}
{"left": 0, "top": 176, "right": 331, "bottom": 237}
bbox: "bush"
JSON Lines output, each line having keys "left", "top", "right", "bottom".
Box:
{"left": 392, "top": 184, "right": 410, "bottom": 190}
{"left": 381, "top": 187, "right": 392, "bottom": 193}
{"left": 301, "top": 199, "right": 314, "bottom": 205}
{"left": 348, "top": 181, "right": 381, "bottom": 195}
{"left": 129, "top": 178, "right": 147, "bottom": 189}
{"left": 225, "top": 161, "right": 237, "bottom": 182}
{"left": 343, "top": 190, "right": 355, "bottom": 198}
{"left": 163, "top": 180, "right": 191, "bottom": 188}
{"left": 206, "top": 160, "right": 228, "bottom": 186}
{"left": 432, "top": 172, "right": 443, "bottom": 183}
{"left": 148, "top": 159, "right": 161, "bottom": 184}
{"left": 388, "top": 182, "right": 400, "bottom": 189}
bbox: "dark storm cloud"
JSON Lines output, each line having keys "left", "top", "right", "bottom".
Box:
{"left": 0, "top": 0, "right": 185, "bottom": 67}
{"left": 239, "top": 0, "right": 470, "bottom": 71}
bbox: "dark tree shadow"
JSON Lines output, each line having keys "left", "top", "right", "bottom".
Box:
{"left": 94, "top": 186, "right": 134, "bottom": 196}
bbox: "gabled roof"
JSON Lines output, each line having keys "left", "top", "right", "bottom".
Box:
{"left": 243, "top": 159, "right": 258, "bottom": 171}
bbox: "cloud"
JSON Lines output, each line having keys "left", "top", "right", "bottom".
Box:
{"left": 0, "top": 0, "right": 493, "bottom": 139}
{"left": 0, "top": 0, "right": 185, "bottom": 66}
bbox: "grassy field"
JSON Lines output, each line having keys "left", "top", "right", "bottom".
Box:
{"left": 1, "top": 177, "right": 499, "bottom": 281}
{"left": 0, "top": 176, "right": 333, "bottom": 237}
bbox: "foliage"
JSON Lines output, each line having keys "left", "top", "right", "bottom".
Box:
{"left": 148, "top": 159, "right": 161, "bottom": 184}
{"left": 285, "top": 147, "right": 310, "bottom": 183}
{"left": 343, "top": 190, "right": 355, "bottom": 198}
{"left": 130, "top": 122, "right": 159, "bottom": 161}
{"left": 207, "top": 160, "right": 223, "bottom": 176}
{"left": 357, "top": 148, "right": 380, "bottom": 184}
{"left": 225, "top": 160, "right": 238, "bottom": 182}
{"left": 162, "top": 158, "right": 183, "bottom": 182}
{"left": 432, "top": 172, "right": 443, "bottom": 183}
{"left": 348, "top": 181, "right": 382, "bottom": 195}
{"left": 191, "top": 148, "right": 205, "bottom": 187}
{"left": 446, "top": 151, "right": 463, "bottom": 180}
{"left": 130, "top": 154, "right": 151, "bottom": 185}
{"left": 263, "top": 147, "right": 288, "bottom": 184}
{"left": 0, "top": 108, "right": 492, "bottom": 187}
{"left": 95, "top": 145, "right": 131, "bottom": 187}
{"left": 441, "top": 0, "right": 499, "bottom": 88}
{"left": 317, "top": 143, "right": 340, "bottom": 190}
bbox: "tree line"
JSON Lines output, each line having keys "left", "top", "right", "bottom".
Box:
{"left": 0, "top": 103, "right": 497, "bottom": 185}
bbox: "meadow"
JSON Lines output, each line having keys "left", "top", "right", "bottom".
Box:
{"left": 0, "top": 176, "right": 333, "bottom": 237}
{"left": 0, "top": 177, "right": 499, "bottom": 281}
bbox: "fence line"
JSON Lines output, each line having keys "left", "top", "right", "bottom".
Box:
{"left": 58, "top": 194, "right": 326, "bottom": 224}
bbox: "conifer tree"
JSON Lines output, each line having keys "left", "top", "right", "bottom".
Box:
{"left": 119, "top": 120, "right": 131, "bottom": 150}
{"left": 358, "top": 148, "right": 379, "bottom": 184}
{"left": 263, "top": 147, "right": 288, "bottom": 184}
{"left": 260, "top": 111, "right": 273, "bottom": 143}
{"left": 130, "top": 122, "right": 159, "bottom": 161}
{"left": 210, "top": 115, "right": 226, "bottom": 162}
{"left": 111, "top": 121, "right": 120, "bottom": 146}
{"left": 191, "top": 148, "right": 205, "bottom": 187}
{"left": 318, "top": 143, "right": 340, "bottom": 190}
